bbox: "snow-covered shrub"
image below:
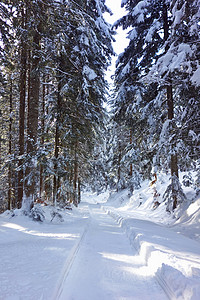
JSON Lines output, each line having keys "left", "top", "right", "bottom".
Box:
{"left": 117, "top": 177, "right": 127, "bottom": 191}
{"left": 163, "top": 175, "right": 186, "bottom": 212}
{"left": 30, "top": 205, "right": 45, "bottom": 222}
{"left": 182, "top": 173, "right": 194, "bottom": 187}
{"left": 50, "top": 207, "right": 64, "bottom": 223}
{"left": 128, "top": 171, "right": 141, "bottom": 194}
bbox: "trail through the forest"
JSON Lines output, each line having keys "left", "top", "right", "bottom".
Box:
{"left": 55, "top": 203, "right": 168, "bottom": 300}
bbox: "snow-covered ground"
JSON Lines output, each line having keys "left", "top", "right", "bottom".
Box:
{"left": 0, "top": 172, "right": 200, "bottom": 299}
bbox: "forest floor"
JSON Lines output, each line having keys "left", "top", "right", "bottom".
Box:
{"left": 0, "top": 180, "right": 200, "bottom": 299}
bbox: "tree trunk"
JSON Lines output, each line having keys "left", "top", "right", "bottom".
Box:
{"left": 24, "top": 27, "right": 41, "bottom": 211}
{"left": 78, "top": 177, "right": 81, "bottom": 204}
{"left": 73, "top": 141, "right": 78, "bottom": 207}
{"left": 163, "top": 2, "right": 178, "bottom": 209}
{"left": 53, "top": 123, "right": 59, "bottom": 206}
{"left": 129, "top": 128, "right": 133, "bottom": 177}
{"left": 8, "top": 76, "right": 13, "bottom": 210}
{"left": 167, "top": 83, "right": 178, "bottom": 180}
{"left": 53, "top": 73, "right": 62, "bottom": 206}
{"left": 117, "top": 141, "right": 121, "bottom": 192}
{"left": 17, "top": 6, "right": 27, "bottom": 209}
{"left": 69, "top": 164, "right": 73, "bottom": 203}
{"left": 39, "top": 76, "right": 46, "bottom": 198}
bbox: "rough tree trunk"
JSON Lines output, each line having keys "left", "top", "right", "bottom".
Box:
{"left": 39, "top": 75, "right": 46, "bottom": 199}
{"left": 129, "top": 128, "right": 133, "bottom": 177}
{"left": 17, "top": 6, "right": 27, "bottom": 209}
{"left": 73, "top": 141, "right": 78, "bottom": 207}
{"left": 53, "top": 72, "right": 62, "bottom": 206}
{"left": 8, "top": 76, "right": 13, "bottom": 210}
{"left": 163, "top": 1, "right": 178, "bottom": 209}
{"left": 117, "top": 141, "right": 121, "bottom": 192}
{"left": 24, "top": 27, "right": 41, "bottom": 211}
{"left": 78, "top": 178, "right": 81, "bottom": 204}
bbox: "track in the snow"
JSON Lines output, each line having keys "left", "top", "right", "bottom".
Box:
{"left": 51, "top": 215, "right": 91, "bottom": 300}
{"left": 52, "top": 204, "right": 169, "bottom": 300}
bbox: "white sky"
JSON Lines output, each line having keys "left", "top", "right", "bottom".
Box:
{"left": 104, "top": 0, "right": 129, "bottom": 55}
{"left": 104, "top": 0, "right": 129, "bottom": 82}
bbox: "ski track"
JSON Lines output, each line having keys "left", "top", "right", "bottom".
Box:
{"left": 0, "top": 213, "right": 88, "bottom": 300}
{"left": 52, "top": 216, "right": 91, "bottom": 300}
{"left": 56, "top": 204, "right": 168, "bottom": 300}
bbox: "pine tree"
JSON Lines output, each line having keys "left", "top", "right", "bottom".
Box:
{"left": 0, "top": 0, "right": 114, "bottom": 212}
{"left": 113, "top": 0, "right": 164, "bottom": 186}
{"left": 148, "top": 0, "right": 200, "bottom": 209}
{"left": 49, "top": 0, "right": 114, "bottom": 205}
{"left": 113, "top": 0, "right": 199, "bottom": 210}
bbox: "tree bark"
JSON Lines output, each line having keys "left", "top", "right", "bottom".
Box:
{"left": 167, "top": 83, "right": 178, "bottom": 180}
{"left": 17, "top": 6, "right": 27, "bottom": 209}
{"left": 53, "top": 122, "right": 59, "bottom": 206}
{"left": 163, "top": 1, "right": 178, "bottom": 209}
{"left": 78, "top": 177, "right": 81, "bottom": 204}
{"left": 129, "top": 128, "right": 133, "bottom": 177}
{"left": 117, "top": 141, "right": 121, "bottom": 192}
{"left": 8, "top": 76, "right": 13, "bottom": 210}
{"left": 39, "top": 76, "right": 46, "bottom": 198}
{"left": 73, "top": 141, "right": 78, "bottom": 207}
{"left": 24, "top": 26, "right": 41, "bottom": 211}
{"left": 53, "top": 73, "right": 62, "bottom": 206}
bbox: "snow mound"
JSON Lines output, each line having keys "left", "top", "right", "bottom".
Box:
{"left": 106, "top": 209, "right": 200, "bottom": 300}
{"left": 172, "top": 197, "right": 200, "bottom": 241}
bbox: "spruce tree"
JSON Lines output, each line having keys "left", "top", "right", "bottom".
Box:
{"left": 113, "top": 0, "right": 199, "bottom": 210}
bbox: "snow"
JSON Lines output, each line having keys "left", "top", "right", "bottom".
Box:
{"left": 128, "top": 28, "right": 137, "bottom": 40}
{"left": 131, "top": 1, "right": 147, "bottom": 18}
{"left": 191, "top": 65, "right": 200, "bottom": 86}
{"left": 145, "top": 20, "right": 161, "bottom": 43}
{"left": 121, "top": 0, "right": 128, "bottom": 7}
{"left": 83, "top": 65, "right": 97, "bottom": 81}
{"left": 1, "top": 173, "right": 200, "bottom": 299}
{"left": 172, "top": 4, "right": 185, "bottom": 30}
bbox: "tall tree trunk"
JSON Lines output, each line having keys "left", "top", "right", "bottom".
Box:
{"left": 163, "top": 1, "right": 178, "bottom": 209}
{"left": 17, "top": 6, "right": 27, "bottom": 209}
{"left": 8, "top": 76, "right": 13, "bottom": 210}
{"left": 43, "top": 75, "right": 50, "bottom": 201}
{"left": 53, "top": 123, "right": 59, "bottom": 206}
{"left": 24, "top": 28, "right": 41, "bottom": 211}
{"left": 78, "top": 177, "right": 81, "bottom": 204}
{"left": 73, "top": 141, "right": 78, "bottom": 207}
{"left": 167, "top": 83, "right": 178, "bottom": 178}
{"left": 69, "top": 162, "right": 73, "bottom": 203}
{"left": 129, "top": 128, "right": 133, "bottom": 177}
{"left": 53, "top": 74, "right": 62, "bottom": 206}
{"left": 117, "top": 141, "right": 121, "bottom": 192}
{"left": 39, "top": 75, "right": 46, "bottom": 198}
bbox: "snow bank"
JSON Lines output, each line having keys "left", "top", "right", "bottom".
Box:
{"left": 105, "top": 171, "right": 200, "bottom": 242}
{"left": 171, "top": 197, "right": 200, "bottom": 241}
{"left": 105, "top": 209, "right": 200, "bottom": 300}
{"left": 103, "top": 171, "right": 200, "bottom": 299}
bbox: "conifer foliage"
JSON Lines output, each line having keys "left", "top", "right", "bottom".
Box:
{"left": 0, "top": 0, "right": 114, "bottom": 212}
{"left": 113, "top": 0, "right": 200, "bottom": 211}
{"left": 0, "top": 0, "right": 199, "bottom": 215}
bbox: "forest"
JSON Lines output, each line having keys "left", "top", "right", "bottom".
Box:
{"left": 0, "top": 0, "right": 199, "bottom": 215}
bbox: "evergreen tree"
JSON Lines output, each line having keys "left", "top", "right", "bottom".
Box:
{"left": 113, "top": 0, "right": 165, "bottom": 186}
{"left": 50, "top": 0, "right": 114, "bottom": 205}
{"left": 113, "top": 0, "right": 200, "bottom": 210}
